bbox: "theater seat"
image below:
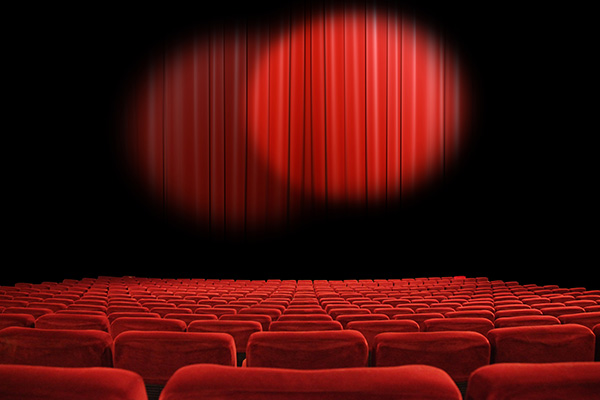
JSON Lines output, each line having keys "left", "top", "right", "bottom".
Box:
{"left": 345, "top": 319, "right": 420, "bottom": 351}
{"left": 269, "top": 320, "right": 343, "bottom": 331}
{"left": 494, "top": 315, "right": 560, "bottom": 328}
{"left": 245, "top": 330, "right": 368, "bottom": 369}
{"left": 487, "top": 324, "right": 595, "bottom": 363}
{"left": 35, "top": 314, "right": 110, "bottom": 332}
{"left": 0, "top": 313, "right": 35, "bottom": 329}
{"left": 110, "top": 317, "right": 186, "bottom": 338}
{"left": 374, "top": 331, "right": 490, "bottom": 395}
{"left": 159, "top": 364, "right": 462, "bottom": 400}
{"left": 113, "top": 331, "right": 236, "bottom": 400}
{"left": 558, "top": 311, "right": 600, "bottom": 329}
{"left": 0, "top": 365, "right": 147, "bottom": 400}
{"left": 423, "top": 317, "right": 495, "bottom": 337}
{"left": 0, "top": 326, "right": 113, "bottom": 367}
{"left": 465, "top": 362, "right": 600, "bottom": 400}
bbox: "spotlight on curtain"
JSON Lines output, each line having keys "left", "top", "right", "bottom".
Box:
{"left": 119, "top": 2, "right": 473, "bottom": 239}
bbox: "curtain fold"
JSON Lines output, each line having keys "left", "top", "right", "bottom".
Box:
{"left": 123, "top": 2, "right": 471, "bottom": 237}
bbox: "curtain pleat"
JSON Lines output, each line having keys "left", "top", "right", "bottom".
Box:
{"left": 124, "top": 2, "right": 470, "bottom": 236}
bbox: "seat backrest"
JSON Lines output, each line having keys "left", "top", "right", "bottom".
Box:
{"left": 494, "top": 315, "right": 560, "bottom": 328}
{"left": 335, "top": 314, "right": 389, "bottom": 328}
{"left": 269, "top": 320, "right": 343, "bottom": 331}
{"left": 110, "top": 317, "right": 186, "bottom": 338}
{"left": 487, "top": 324, "right": 595, "bottom": 363}
{"left": 187, "top": 320, "right": 262, "bottom": 352}
{"left": 245, "top": 330, "right": 368, "bottom": 369}
{"left": 423, "top": 317, "right": 495, "bottom": 337}
{"left": 465, "top": 362, "right": 600, "bottom": 400}
{"left": 374, "top": 331, "right": 490, "bottom": 383}
{"left": 558, "top": 311, "right": 600, "bottom": 330}
{"left": 35, "top": 314, "right": 110, "bottom": 332}
{"left": 345, "top": 320, "right": 420, "bottom": 350}
{"left": 0, "top": 365, "right": 147, "bottom": 400}
{"left": 220, "top": 314, "right": 272, "bottom": 331}
{"left": 113, "top": 331, "right": 236, "bottom": 385}
{"left": 0, "top": 313, "right": 35, "bottom": 329}
{"left": 277, "top": 314, "right": 333, "bottom": 321}
{"left": 0, "top": 326, "right": 113, "bottom": 367}
{"left": 159, "top": 364, "right": 462, "bottom": 400}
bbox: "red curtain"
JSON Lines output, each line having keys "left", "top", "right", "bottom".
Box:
{"left": 121, "top": 2, "right": 471, "bottom": 238}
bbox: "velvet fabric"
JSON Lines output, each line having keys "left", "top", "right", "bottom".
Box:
{"left": 113, "top": 331, "right": 236, "bottom": 385}
{"left": 35, "top": 313, "right": 110, "bottom": 332}
{"left": 465, "top": 362, "right": 600, "bottom": 400}
{"left": 392, "top": 313, "right": 445, "bottom": 330}
{"left": 110, "top": 316, "right": 187, "bottom": 338}
{"left": 187, "top": 320, "right": 263, "bottom": 352}
{"left": 335, "top": 314, "right": 389, "bottom": 328}
{"left": 269, "top": 320, "right": 343, "bottom": 331}
{"left": 159, "top": 364, "right": 462, "bottom": 400}
{"left": 345, "top": 320, "right": 419, "bottom": 350}
{"left": 220, "top": 314, "right": 273, "bottom": 330}
{"left": 2, "top": 307, "right": 53, "bottom": 318}
{"left": 0, "top": 365, "right": 147, "bottom": 400}
{"left": 0, "top": 326, "right": 113, "bottom": 367}
{"left": 0, "top": 313, "right": 35, "bottom": 329}
{"left": 487, "top": 324, "right": 595, "bottom": 363}
{"left": 423, "top": 317, "right": 495, "bottom": 337}
{"left": 493, "top": 315, "right": 560, "bottom": 328}
{"left": 374, "top": 331, "right": 490, "bottom": 382}
{"left": 277, "top": 314, "right": 334, "bottom": 321}
{"left": 558, "top": 311, "right": 600, "bottom": 329}
{"left": 245, "top": 330, "right": 368, "bottom": 369}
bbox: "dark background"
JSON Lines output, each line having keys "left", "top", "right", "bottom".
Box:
{"left": 4, "top": 1, "right": 596, "bottom": 287}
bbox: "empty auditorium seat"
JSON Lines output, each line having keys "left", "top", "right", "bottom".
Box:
{"left": 558, "top": 311, "right": 600, "bottom": 329}
{"left": 164, "top": 313, "right": 218, "bottom": 324}
{"left": 3, "top": 307, "right": 53, "bottom": 318}
{"left": 110, "top": 317, "right": 186, "bottom": 338}
{"left": 220, "top": 313, "right": 272, "bottom": 330}
{"left": 494, "top": 315, "right": 560, "bottom": 328}
{"left": 187, "top": 320, "right": 262, "bottom": 358}
{"left": 335, "top": 313, "right": 389, "bottom": 328}
{"left": 160, "top": 364, "right": 462, "bottom": 400}
{"left": 245, "top": 330, "right": 368, "bottom": 369}
{"left": 487, "top": 324, "right": 595, "bottom": 363}
{"left": 539, "top": 305, "right": 586, "bottom": 317}
{"left": 238, "top": 307, "right": 282, "bottom": 320}
{"left": 113, "top": 331, "right": 236, "bottom": 397}
{"left": 107, "top": 312, "right": 161, "bottom": 323}
{"left": 0, "top": 327, "right": 113, "bottom": 367}
{"left": 423, "top": 317, "right": 495, "bottom": 336}
{"left": 0, "top": 313, "right": 35, "bottom": 329}
{"left": 35, "top": 314, "right": 110, "bottom": 332}
{"left": 374, "top": 331, "right": 490, "bottom": 393}
{"left": 393, "top": 312, "right": 445, "bottom": 330}
{"left": 0, "top": 364, "right": 147, "bottom": 400}
{"left": 446, "top": 310, "right": 495, "bottom": 321}
{"left": 269, "top": 320, "right": 343, "bottom": 331}
{"left": 494, "top": 308, "right": 543, "bottom": 318}
{"left": 345, "top": 319, "right": 420, "bottom": 351}
{"left": 466, "top": 362, "right": 600, "bottom": 400}
{"left": 277, "top": 313, "right": 333, "bottom": 321}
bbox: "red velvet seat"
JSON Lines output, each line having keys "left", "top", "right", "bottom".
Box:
{"left": 245, "top": 330, "right": 368, "bottom": 369}
{"left": 423, "top": 317, "right": 495, "bottom": 337}
{"left": 269, "top": 320, "right": 343, "bottom": 331}
{"left": 2, "top": 306, "right": 53, "bottom": 318}
{"left": 35, "top": 313, "right": 110, "bottom": 332}
{"left": 220, "top": 313, "right": 272, "bottom": 330}
{"left": 0, "top": 365, "right": 147, "bottom": 400}
{"left": 160, "top": 364, "right": 462, "bottom": 400}
{"left": 466, "top": 362, "right": 600, "bottom": 400}
{"left": 346, "top": 319, "right": 420, "bottom": 351}
{"left": 164, "top": 313, "right": 218, "bottom": 324}
{"left": 110, "top": 317, "right": 186, "bottom": 338}
{"left": 393, "top": 312, "right": 445, "bottom": 330}
{"left": 107, "top": 311, "right": 161, "bottom": 323}
{"left": 187, "top": 320, "right": 262, "bottom": 353}
{"left": 593, "top": 324, "right": 600, "bottom": 361}
{"left": 494, "top": 315, "right": 560, "bottom": 328}
{"left": 494, "top": 308, "right": 542, "bottom": 318}
{"left": 374, "top": 331, "right": 490, "bottom": 392}
{"left": 335, "top": 313, "right": 389, "bottom": 328}
{"left": 0, "top": 326, "right": 113, "bottom": 367}
{"left": 277, "top": 313, "right": 333, "bottom": 321}
{"left": 487, "top": 324, "right": 595, "bottom": 363}
{"left": 0, "top": 313, "right": 35, "bottom": 329}
{"left": 113, "top": 331, "right": 236, "bottom": 385}
{"left": 558, "top": 311, "right": 600, "bottom": 329}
